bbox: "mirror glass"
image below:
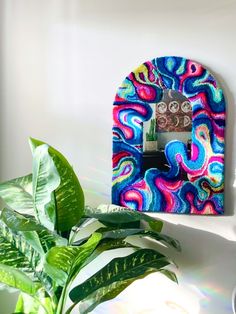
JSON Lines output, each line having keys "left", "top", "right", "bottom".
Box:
{"left": 142, "top": 89, "right": 192, "bottom": 179}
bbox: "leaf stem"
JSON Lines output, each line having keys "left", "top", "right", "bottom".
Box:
{"left": 69, "top": 227, "right": 80, "bottom": 245}
{"left": 56, "top": 282, "right": 68, "bottom": 314}
{"left": 53, "top": 191, "right": 59, "bottom": 234}
{"left": 64, "top": 302, "right": 77, "bottom": 314}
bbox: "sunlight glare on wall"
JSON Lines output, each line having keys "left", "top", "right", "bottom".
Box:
{"left": 94, "top": 272, "right": 200, "bottom": 314}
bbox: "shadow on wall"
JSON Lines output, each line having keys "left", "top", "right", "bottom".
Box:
{"left": 0, "top": 2, "right": 19, "bottom": 311}
{"left": 210, "top": 70, "right": 236, "bottom": 216}
{"left": 161, "top": 221, "right": 236, "bottom": 314}
{"left": 0, "top": 290, "right": 18, "bottom": 314}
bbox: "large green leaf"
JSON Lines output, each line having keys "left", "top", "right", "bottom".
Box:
{"left": 30, "top": 138, "right": 85, "bottom": 232}
{"left": 0, "top": 264, "right": 40, "bottom": 295}
{"left": 0, "top": 224, "right": 44, "bottom": 291}
{"left": 1, "top": 207, "right": 44, "bottom": 231}
{"left": 0, "top": 174, "right": 33, "bottom": 214}
{"left": 1, "top": 208, "right": 67, "bottom": 251}
{"left": 80, "top": 238, "right": 137, "bottom": 271}
{"left": 94, "top": 238, "right": 135, "bottom": 252}
{"left": 0, "top": 223, "right": 40, "bottom": 269}
{"left": 69, "top": 248, "right": 172, "bottom": 304}
{"left": 45, "top": 232, "right": 102, "bottom": 286}
{"left": 0, "top": 217, "right": 54, "bottom": 292}
{"left": 77, "top": 269, "right": 177, "bottom": 314}
{"left": 32, "top": 144, "right": 60, "bottom": 230}
{"left": 78, "top": 280, "right": 136, "bottom": 314}
{"left": 85, "top": 205, "right": 163, "bottom": 232}
{"left": 99, "top": 228, "right": 181, "bottom": 251}
{"left": 13, "top": 174, "right": 33, "bottom": 194}
{"left": 73, "top": 228, "right": 180, "bottom": 252}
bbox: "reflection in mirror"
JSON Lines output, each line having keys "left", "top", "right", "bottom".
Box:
{"left": 142, "top": 89, "right": 192, "bottom": 180}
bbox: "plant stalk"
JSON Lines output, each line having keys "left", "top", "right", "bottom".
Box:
{"left": 64, "top": 302, "right": 77, "bottom": 314}
{"left": 55, "top": 283, "right": 68, "bottom": 314}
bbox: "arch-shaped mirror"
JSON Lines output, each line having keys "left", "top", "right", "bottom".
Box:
{"left": 112, "top": 56, "right": 226, "bottom": 214}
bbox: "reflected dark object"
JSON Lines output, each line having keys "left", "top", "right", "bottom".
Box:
{"left": 142, "top": 151, "right": 189, "bottom": 181}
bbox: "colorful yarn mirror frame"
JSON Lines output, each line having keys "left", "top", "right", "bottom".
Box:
{"left": 112, "top": 56, "right": 226, "bottom": 214}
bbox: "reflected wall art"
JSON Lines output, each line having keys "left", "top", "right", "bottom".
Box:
{"left": 112, "top": 56, "right": 226, "bottom": 214}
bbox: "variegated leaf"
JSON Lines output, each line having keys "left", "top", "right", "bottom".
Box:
{"left": 73, "top": 227, "right": 180, "bottom": 252}
{"left": 1, "top": 207, "right": 43, "bottom": 232}
{"left": 30, "top": 138, "right": 85, "bottom": 232}
{"left": 13, "top": 174, "right": 33, "bottom": 195}
{"left": 85, "top": 204, "right": 163, "bottom": 232}
{"left": 45, "top": 233, "right": 102, "bottom": 286}
{"left": 0, "top": 220, "right": 54, "bottom": 292}
{"left": 80, "top": 238, "right": 137, "bottom": 270}
{"left": 0, "top": 174, "right": 33, "bottom": 214}
{"left": 0, "top": 264, "right": 40, "bottom": 295}
{"left": 69, "top": 248, "right": 172, "bottom": 304}
{"left": 1, "top": 208, "right": 67, "bottom": 252}
{"left": 32, "top": 144, "right": 60, "bottom": 230}
{"left": 0, "top": 224, "right": 45, "bottom": 285}
{"left": 99, "top": 228, "right": 181, "bottom": 251}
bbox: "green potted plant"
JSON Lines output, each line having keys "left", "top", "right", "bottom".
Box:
{"left": 0, "top": 138, "right": 180, "bottom": 314}
{"left": 145, "top": 118, "right": 158, "bottom": 152}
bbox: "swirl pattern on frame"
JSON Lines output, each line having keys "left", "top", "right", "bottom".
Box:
{"left": 112, "top": 56, "right": 226, "bottom": 214}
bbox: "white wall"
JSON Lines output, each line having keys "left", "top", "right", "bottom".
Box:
{"left": 0, "top": 1, "right": 236, "bottom": 313}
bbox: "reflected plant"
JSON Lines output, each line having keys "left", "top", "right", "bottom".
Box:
{"left": 146, "top": 118, "right": 157, "bottom": 141}
{"left": 0, "top": 138, "right": 180, "bottom": 314}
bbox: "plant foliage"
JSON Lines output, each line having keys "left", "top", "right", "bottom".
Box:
{"left": 146, "top": 118, "right": 157, "bottom": 141}
{"left": 0, "top": 138, "right": 180, "bottom": 314}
